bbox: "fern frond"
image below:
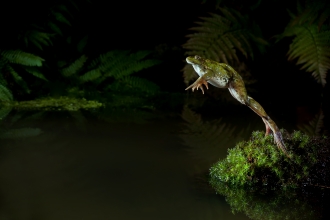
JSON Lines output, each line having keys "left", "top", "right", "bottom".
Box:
{"left": 88, "top": 50, "right": 129, "bottom": 71}
{"left": 79, "top": 69, "right": 101, "bottom": 83}
{"left": 6, "top": 66, "right": 30, "bottom": 93}
{"left": 0, "top": 84, "right": 13, "bottom": 102}
{"left": 57, "top": 60, "right": 67, "bottom": 68}
{"left": 183, "top": 8, "right": 267, "bottom": 65}
{"left": 68, "top": 0, "right": 80, "bottom": 11}
{"left": 61, "top": 55, "right": 88, "bottom": 77}
{"left": 0, "top": 105, "right": 12, "bottom": 120}
{"left": 0, "top": 57, "right": 6, "bottom": 70}
{"left": 114, "top": 76, "right": 160, "bottom": 95}
{"left": 0, "top": 50, "right": 44, "bottom": 66}
{"left": 51, "top": 10, "right": 71, "bottom": 26}
{"left": 100, "top": 50, "right": 131, "bottom": 72}
{"left": 0, "top": 72, "right": 8, "bottom": 86}
{"left": 55, "top": 5, "right": 72, "bottom": 18}
{"left": 284, "top": 25, "right": 330, "bottom": 86}
{"left": 24, "top": 66, "right": 48, "bottom": 81}
{"left": 24, "top": 30, "right": 53, "bottom": 50}
{"left": 128, "top": 50, "right": 152, "bottom": 62}
{"left": 290, "top": 0, "right": 330, "bottom": 29}
{"left": 297, "top": 110, "right": 324, "bottom": 136}
{"left": 99, "top": 50, "right": 130, "bottom": 72}
{"left": 111, "top": 59, "right": 161, "bottom": 79}
{"left": 0, "top": 60, "right": 8, "bottom": 87}
{"left": 48, "top": 22, "right": 63, "bottom": 35}
{"left": 96, "top": 50, "right": 160, "bottom": 84}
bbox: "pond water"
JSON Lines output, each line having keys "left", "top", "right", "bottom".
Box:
{"left": 0, "top": 107, "right": 329, "bottom": 220}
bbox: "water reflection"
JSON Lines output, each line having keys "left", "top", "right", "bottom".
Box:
{"left": 0, "top": 108, "right": 250, "bottom": 220}
{"left": 211, "top": 183, "right": 321, "bottom": 220}
{"left": 179, "top": 106, "right": 263, "bottom": 173}
{"left": 0, "top": 104, "right": 329, "bottom": 220}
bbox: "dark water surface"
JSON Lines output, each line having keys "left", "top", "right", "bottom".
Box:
{"left": 0, "top": 110, "right": 252, "bottom": 220}
{"left": 0, "top": 108, "right": 329, "bottom": 220}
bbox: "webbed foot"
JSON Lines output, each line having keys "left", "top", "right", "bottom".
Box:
{"left": 273, "top": 131, "right": 290, "bottom": 157}
{"left": 185, "top": 77, "right": 209, "bottom": 94}
{"left": 262, "top": 118, "right": 289, "bottom": 157}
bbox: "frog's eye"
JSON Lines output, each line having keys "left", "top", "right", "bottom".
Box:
{"left": 195, "top": 55, "right": 201, "bottom": 60}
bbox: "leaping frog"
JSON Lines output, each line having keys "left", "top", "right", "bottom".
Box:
{"left": 185, "top": 55, "right": 288, "bottom": 155}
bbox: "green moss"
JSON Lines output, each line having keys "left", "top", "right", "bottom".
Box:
{"left": 209, "top": 130, "right": 330, "bottom": 219}
{"left": 2, "top": 97, "right": 103, "bottom": 111}
{"left": 210, "top": 130, "right": 330, "bottom": 189}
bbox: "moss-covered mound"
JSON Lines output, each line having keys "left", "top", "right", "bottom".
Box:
{"left": 210, "top": 130, "right": 330, "bottom": 189}
{"left": 209, "top": 130, "right": 330, "bottom": 219}
{"left": 1, "top": 97, "right": 103, "bottom": 111}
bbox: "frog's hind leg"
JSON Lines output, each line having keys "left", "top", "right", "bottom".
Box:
{"left": 245, "top": 96, "right": 288, "bottom": 155}
{"left": 228, "top": 81, "right": 288, "bottom": 155}
{"left": 262, "top": 118, "right": 272, "bottom": 135}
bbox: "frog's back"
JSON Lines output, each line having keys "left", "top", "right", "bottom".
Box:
{"left": 217, "top": 63, "right": 241, "bottom": 78}
{"left": 207, "top": 63, "right": 241, "bottom": 88}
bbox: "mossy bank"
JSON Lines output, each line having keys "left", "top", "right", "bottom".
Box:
{"left": 210, "top": 130, "right": 330, "bottom": 190}
{"left": 209, "top": 130, "right": 330, "bottom": 219}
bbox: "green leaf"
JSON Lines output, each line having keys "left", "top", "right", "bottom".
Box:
{"left": 61, "top": 55, "right": 88, "bottom": 77}
{"left": 23, "top": 30, "right": 53, "bottom": 50}
{"left": 24, "top": 66, "right": 48, "bottom": 81}
{"left": 0, "top": 84, "right": 13, "bottom": 102}
{"left": 7, "top": 66, "right": 30, "bottom": 94}
{"left": 183, "top": 8, "right": 267, "bottom": 65}
{"left": 290, "top": 0, "right": 330, "bottom": 29}
{"left": 284, "top": 25, "right": 330, "bottom": 86}
{"left": 48, "top": 22, "right": 63, "bottom": 35}
{"left": 94, "top": 50, "right": 161, "bottom": 84}
{"left": 55, "top": 5, "right": 72, "bottom": 18}
{"left": 0, "top": 73, "right": 8, "bottom": 87}
{"left": 79, "top": 69, "right": 101, "bottom": 83}
{"left": 51, "top": 10, "right": 71, "bottom": 26}
{"left": 68, "top": 0, "right": 80, "bottom": 11}
{"left": 118, "top": 76, "right": 160, "bottom": 94}
{"left": 94, "top": 50, "right": 130, "bottom": 72}
{"left": 0, "top": 105, "right": 12, "bottom": 120}
{"left": 1, "top": 50, "right": 44, "bottom": 67}
{"left": 111, "top": 59, "right": 161, "bottom": 79}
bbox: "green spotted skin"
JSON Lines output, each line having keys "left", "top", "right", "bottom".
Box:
{"left": 186, "top": 55, "right": 288, "bottom": 156}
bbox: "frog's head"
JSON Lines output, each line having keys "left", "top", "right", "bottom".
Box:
{"left": 186, "top": 55, "right": 210, "bottom": 77}
{"left": 186, "top": 55, "right": 206, "bottom": 65}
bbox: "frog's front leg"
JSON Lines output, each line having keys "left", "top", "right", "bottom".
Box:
{"left": 185, "top": 76, "right": 209, "bottom": 94}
